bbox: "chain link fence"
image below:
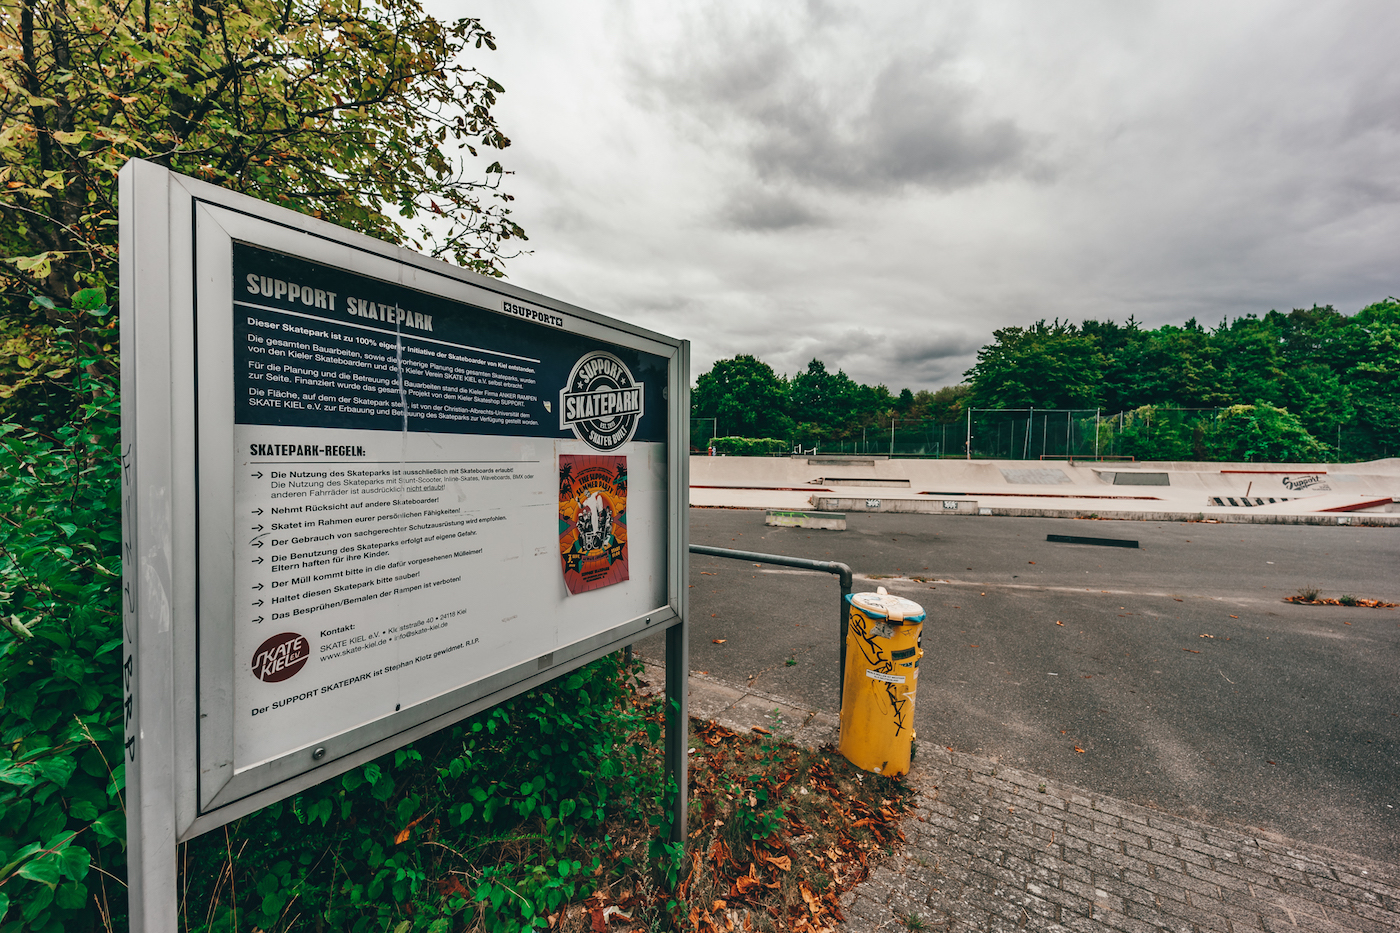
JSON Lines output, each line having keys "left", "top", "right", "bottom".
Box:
{"left": 811, "top": 409, "right": 1224, "bottom": 460}
{"left": 693, "top": 408, "right": 1389, "bottom": 460}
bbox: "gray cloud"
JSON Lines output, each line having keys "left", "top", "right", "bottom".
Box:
{"left": 744, "top": 56, "right": 1032, "bottom": 192}
{"left": 465, "top": 1, "right": 1400, "bottom": 393}
{"left": 720, "top": 186, "right": 825, "bottom": 231}
{"left": 747, "top": 328, "right": 985, "bottom": 391}
{"left": 630, "top": 9, "right": 1035, "bottom": 195}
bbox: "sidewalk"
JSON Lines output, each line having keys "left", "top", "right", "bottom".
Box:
{"left": 667, "top": 664, "right": 1400, "bottom": 933}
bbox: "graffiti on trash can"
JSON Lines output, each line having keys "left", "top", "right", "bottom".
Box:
{"left": 848, "top": 613, "right": 916, "bottom": 737}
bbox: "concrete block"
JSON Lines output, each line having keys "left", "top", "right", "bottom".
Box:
{"left": 764, "top": 508, "right": 847, "bottom": 530}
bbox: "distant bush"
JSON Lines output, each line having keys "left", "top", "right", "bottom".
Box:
{"left": 1110, "top": 406, "right": 1203, "bottom": 460}
{"left": 710, "top": 437, "right": 788, "bottom": 457}
{"left": 1200, "top": 404, "right": 1329, "bottom": 462}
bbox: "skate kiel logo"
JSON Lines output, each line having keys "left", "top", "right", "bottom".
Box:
{"left": 250, "top": 632, "right": 310, "bottom": 683}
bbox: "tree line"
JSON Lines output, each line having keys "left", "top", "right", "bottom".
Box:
{"left": 692, "top": 300, "right": 1400, "bottom": 461}
{"left": 691, "top": 356, "right": 971, "bottom": 448}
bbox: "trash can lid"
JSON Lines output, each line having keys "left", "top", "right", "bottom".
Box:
{"left": 846, "top": 586, "right": 926, "bottom": 623}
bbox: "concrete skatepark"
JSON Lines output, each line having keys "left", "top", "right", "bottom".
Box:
{"left": 690, "top": 455, "right": 1400, "bottom": 524}
{"left": 641, "top": 456, "right": 1400, "bottom": 931}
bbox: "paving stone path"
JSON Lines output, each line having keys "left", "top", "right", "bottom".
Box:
{"left": 841, "top": 749, "right": 1400, "bottom": 933}
{"left": 641, "top": 662, "right": 1400, "bottom": 933}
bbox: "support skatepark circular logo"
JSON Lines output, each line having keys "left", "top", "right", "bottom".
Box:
{"left": 559, "top": 351, "right": 644, "bottom": 451}
{"left": 251, "top": 632, "right": 310, "bottom": 683}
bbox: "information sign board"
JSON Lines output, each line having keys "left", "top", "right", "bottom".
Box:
{"left": 119, "top": 160, "right": 689, "bottom": 931}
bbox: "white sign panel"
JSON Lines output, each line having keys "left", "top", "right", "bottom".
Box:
{"left": 214, "top": 242, "right": 671, "bottom": 789}
{"left": 118, "top": 158, "right": 689, "bottom": 914}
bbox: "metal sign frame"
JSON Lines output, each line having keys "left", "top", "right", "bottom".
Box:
{"left": 119, "top": 159, "right": 689, "bottom": 931}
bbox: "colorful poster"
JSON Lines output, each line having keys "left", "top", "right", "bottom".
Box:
{"left": 559, "top": 455, "right": 629, "bottom": 594}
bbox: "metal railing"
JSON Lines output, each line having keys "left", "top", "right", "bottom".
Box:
{"left": 689, "top": 544, "right": 855, "bottom": 704}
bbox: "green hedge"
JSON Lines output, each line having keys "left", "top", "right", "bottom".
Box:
{"left": 709, "top": 436, "right": 788, "bottom": 457}
{"left": 0, "top": 299, "right": 125, "bottom": 933}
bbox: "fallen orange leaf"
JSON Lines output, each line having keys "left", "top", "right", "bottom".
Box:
{"left": 751, "top": 726, "right": 772, "bottom": 736}
{"left": 394, "top": 813, "right": 427, "bottom": 844}
{"left": 713, "top": 639, "right": 726, "bottom": 644}
{"left": 734, "top": 863, "right": 762, "bottom": 895}
{"left": 1229, "top": 614, "right": 1239, "bottom": 619}
{"left": 1074, "top": 746, "right": 1086, "bottom": 753}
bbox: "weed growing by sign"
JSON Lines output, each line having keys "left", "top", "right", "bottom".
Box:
{"left": 0, "top": 296, "right": 125, "bottom": 933}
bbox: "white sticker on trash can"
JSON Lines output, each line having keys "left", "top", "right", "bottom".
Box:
{"left": 866, "top": 669, "right": 907, "bottom": 684}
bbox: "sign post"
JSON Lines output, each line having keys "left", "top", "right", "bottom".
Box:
{"left": 119, "top": 159, "right": 689, "bottom": 930}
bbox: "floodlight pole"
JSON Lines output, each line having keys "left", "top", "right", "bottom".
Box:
{"left": 965, "top": 407, "right": 972, "bottom": 460}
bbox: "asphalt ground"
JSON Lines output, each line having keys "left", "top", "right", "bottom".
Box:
{"left": 635, "top": 508, "right": 1400, "bottom": 866}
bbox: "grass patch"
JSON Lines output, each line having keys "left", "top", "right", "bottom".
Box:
{"left": 1284, "top": 593, "right": 1396, "bottom": 609}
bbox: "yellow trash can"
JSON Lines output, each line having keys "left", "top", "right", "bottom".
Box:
{"left": 838, "top": 586, "right": 926, "bottom": 777}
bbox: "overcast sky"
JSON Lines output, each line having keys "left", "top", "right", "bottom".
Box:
{"left": 458, "top": 1, "right": 1400, "bottom": 391}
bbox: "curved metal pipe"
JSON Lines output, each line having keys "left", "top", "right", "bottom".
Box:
{"left": 689, "top": 544, "right": 854, "bottom": 704}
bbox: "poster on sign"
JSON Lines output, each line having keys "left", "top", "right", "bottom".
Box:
{"left": 559, "top": 454, "right": 629, "bottom": 593}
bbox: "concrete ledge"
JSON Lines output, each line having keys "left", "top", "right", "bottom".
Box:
{"left": 814, "top": 496, "right": 979, "bottom": 515}
{"left": 979, "top": 506, "right": 1400, "bottom": 525}
{"left": 764, "top": 509, "right": 847, "bottom": 530}
{"left": 816, "top": 477, "right": 911, "bottom": 487}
